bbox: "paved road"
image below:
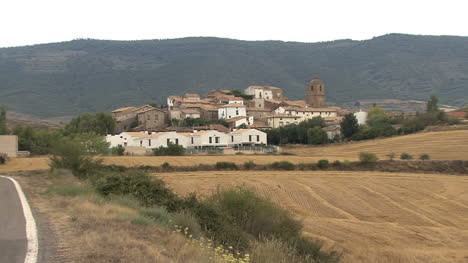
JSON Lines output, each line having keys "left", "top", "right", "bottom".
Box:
{"left": 0, "top": 176, "right": 28, "bottom": 263}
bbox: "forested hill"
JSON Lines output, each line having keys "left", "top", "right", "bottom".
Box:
{"left": 0, "top": 34, "right": 467, "bottom": 118}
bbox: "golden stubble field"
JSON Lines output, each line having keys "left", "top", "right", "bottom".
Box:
{"left": 284, "top": 130, "right": 468, "bottom": 160}
{"left": 1, "top": 130, "right": 467, "bottom": 173}
{"left": 155, "top": 171, "right": 468, "bottom": 263}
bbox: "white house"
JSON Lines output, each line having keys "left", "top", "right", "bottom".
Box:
{"left": 275, "top": 106, "right": 337, "bottom": 120}
{"left": 189, "top": 130, "right": 230, "bottom": 148}
{"left": 245, "top": 86, "right": 273, "bottom": 99}
{"left": 226, "top": 116, "right": 254, "bottom": 128}
{"left": 218, "top": 103, "right": 246, "bottom": 119}
{"left": 230, "top": 129, "right": 267, "bottom": 146}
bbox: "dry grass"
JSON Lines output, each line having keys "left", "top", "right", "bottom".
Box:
{"left": 284, "top": 130, "right": 468, "bottom": 160}
{"left": 155, "top": 170, "right": 468, "bottom": 263}
{"left": 1, "top": 130, "right": 467, "bottom": 173}
{"left": 12, "top": 172, "right": 230, "bottom": 263}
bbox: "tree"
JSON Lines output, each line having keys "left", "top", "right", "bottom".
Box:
{"left": 359, "top": 152, "right": 379, "bottom": 164}
{"left": 366, "top": 104, "right": 396, "bottom": 138}
{"left": 0, "top": 105, "right": 7, "bottom": 135}
{"left": 64, "top": 112, "right": 115, "bottom": 136}
{"left": 419, "top": 153, "right": 430, "bottom": 161}
{"left": 307, "top": 127, "right": 328, "bottom": 145}
{"left": 426, "top": 95, "right": 440, "bottom": 113}
{"left": 340, "top": 113, "right": 359, "bottom": 139}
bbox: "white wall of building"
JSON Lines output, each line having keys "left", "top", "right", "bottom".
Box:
{"left": 218, "top": 105, "right": 247, "bottom": 119}
{"left": 231, "top": 129, "right": 267, "bottom": 145}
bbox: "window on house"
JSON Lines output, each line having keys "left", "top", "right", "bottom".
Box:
{"left": 191, "top": 137, "right": 194, "bottom": 144}
{"left": 148, "top": 139, "right": 151, "bottom": 146}
{"left": 236, "top": 110, "right": 239, "bottom": 115}
{"left": 124, "top": 142, "right": 127, "bottom": 147}
{"left": 140, "top": 140, "right": 143, "bottom": 146}
{"left": 215, "top": 137, "right": 219, "bottom": 143}
{"left": 209, "top": 137, "right": 212, "bottom": 143}
{"left": 257, "top": 135, "right": 260, "bottom": 142}
{"left": 249, "top": 135, "right": 252, "bottom": 142}
{"left": 231, "top": 136, "right": 234, "bottom": 142}
{"left": 167, "top": 138, "right": 170, "bottom": 145}
{"left": 175, "top": 138, "right": 179, "bottom": 145}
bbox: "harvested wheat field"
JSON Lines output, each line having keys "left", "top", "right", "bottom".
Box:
{"left": 156, "top": 171, "right": 468, "bottom": 263}
{"left": 284, "top": 130, "right": 468, "bottom": 160}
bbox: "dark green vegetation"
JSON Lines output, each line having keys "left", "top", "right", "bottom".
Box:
{"left": 5, "top": 110, "right": 115, "bottom": 155}
{"left": 152, "top": 143, "right": 185, "bottom": 156}
{"left": 359, "top": 152, "right": 379, "bottom": 164}
{"left": 267, "top": 117, "right": 326, "bottom": 145}
{"left": 1, "top": 34, "right": 468, "bottom": 118}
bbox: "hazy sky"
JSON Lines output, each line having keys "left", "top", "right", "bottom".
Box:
{"left": 1, "top": 0, "right": 467, "bottom": 47}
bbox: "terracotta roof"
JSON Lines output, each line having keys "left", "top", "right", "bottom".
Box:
{"left": 181, "top": 109, "right": 200, "bottom": 114}
{"left": 112, "top": 106, "right": 137, "bottom": 113}
{"left": 226, "top": 116, "right": 248, "bottom": 122}
{"left": 219, "top": 97, "right": 244, "bottom": 101}
{"left": 266, "top": 114, "right": 300, "bottom": 118}
{"left": 246, "top": 107, "right": 272, "bottom": 112}
{"left": 219, "top": 103, "right": 245, "bottom": 108}
{"left": 247, "top": 86, "right": 282, "bottom": 91}
{"left": 249, "top": 120, "right": 270, "bottom": 128}
{"left": 184, "top": 93, "right": 200, "bottom": 98}
{"left": 283, "top": 106, "right": 337, "bottom": 112}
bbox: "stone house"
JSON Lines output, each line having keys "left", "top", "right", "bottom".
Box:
{"left": 135, "top": 108, "right": 166, "bottom": 132}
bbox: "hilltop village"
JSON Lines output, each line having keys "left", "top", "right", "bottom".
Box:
{"left": 107, "top": 76, "right": 362, "bottom": 153}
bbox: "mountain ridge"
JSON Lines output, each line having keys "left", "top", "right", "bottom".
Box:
{"left": 0, "top": 33, "right": 467, "bottom": 118}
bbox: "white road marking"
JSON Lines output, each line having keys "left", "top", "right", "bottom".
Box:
{"left": 0, "top": 176, "right": 38, "bottom": 263}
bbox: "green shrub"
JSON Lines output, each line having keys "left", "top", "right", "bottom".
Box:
{"left": 250, "top": 238, "right": 301, "bottom": 263}
{"left": 109, "top": 195, "right": 142, "bottom": 209}
{"left": 419, "top": 153, "right": 430, "bottom": 161}
{"left": 343, "top": 160, "right": 351, "bottom": 167}
{"left": 140, "top": 206, "right": 172, "bottom": 226}
{"left": 271, "top": 161, "right": 295, "bottom": 170}
{"left": 183, "top": 194, "right": 252, "bottom": 251}
{"left": 0, "top": 153, "right": 8, "bottom": 164}
{"left": 400, "top": 152, "right": 413, "bottom": 160}
{"left": 317, "top": 159, "right": 329, "bottom": 169}
{"left": 243, "top": 161, "right": 256, "bottom": 170}
{"left": 130, "top": 215, "right": 155, "bottom": 226}
{"left": 235, "top": 152, "right": 245, "bottom": 155}
{"left": 161, "top": 162, "right": 171, "bottom": 170}
{"left": 49, "top": 137, "right": 103, "bottom": 179}
{"left": 153, "top": 143, "right": 185, "bottom": 156}
{"left": 215, "top": 162, "right": 238, "bottom": 170}
{"left": 210, "top": 187, "right": 302, "bottom": 241}
{"left": 171, "top": 211, "right": 203, "bottom": 238}
{"left": 94, "top": 171, "right": 182, "bottom": 211}
{"left": 288, "top": 236, "right": 341, "bottom": 263}
{"left": 359, "top": 152, "right": 379, "bottom": 164}
{"left": 110, "top": 145, "right": 125, "bottom": 156}
{"left": 332, "top": 160, "right": 342, "bottom": 168}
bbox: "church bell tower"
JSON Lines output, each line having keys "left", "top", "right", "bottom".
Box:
{"left": 306, "top": 75, "right": 325, "bottom": 107}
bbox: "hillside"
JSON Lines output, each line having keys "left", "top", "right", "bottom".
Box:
{"left": 0, "top": 34, "right": 467, "bottom": 118}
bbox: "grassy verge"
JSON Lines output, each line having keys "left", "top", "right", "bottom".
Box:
{"left": 38, "top": 169, "right": 340, "bottom": 263}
